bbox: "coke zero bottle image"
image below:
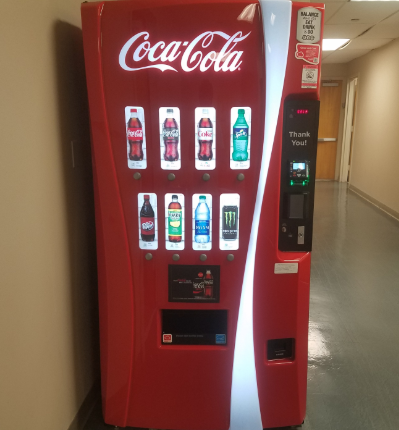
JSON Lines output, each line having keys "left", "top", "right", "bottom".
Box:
{"left": 168, "top": 195, "right": 182, "bottom": 243}
{"left": 198, "top": 109, "right": 213, "bottom": 161}
{"left": 140, "top": 195, "right": 155, "bottom": 241}
{"left": 204, "top": 270, "right": 213, "bottom": 298}
{"left": 163, "top": 108, "right": 179, "bottom": 162}
{"left": 127, "top": 108, "right": 144, "bottom": 161}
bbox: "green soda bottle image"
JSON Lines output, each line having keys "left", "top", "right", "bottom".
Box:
{"left": 232, "top": 109, "right": 249, "bottom": 161}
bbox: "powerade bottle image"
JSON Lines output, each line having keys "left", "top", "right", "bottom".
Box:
{"left": 232, "top": 109, "right": 249, "bottom": 161}
{"left": 168, "top": 195, "right": 182, "bottom": 243}
{"left": 194, "top": 195, "right": 210, "bottom": 243}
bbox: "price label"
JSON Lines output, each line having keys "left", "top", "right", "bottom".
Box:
{"left": 297, "top": 7, "right": 321, "bottom": 44}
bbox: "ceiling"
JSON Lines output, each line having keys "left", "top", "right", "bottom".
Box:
{"left": 293, "top": 0, "right": 399, "bottom": 64}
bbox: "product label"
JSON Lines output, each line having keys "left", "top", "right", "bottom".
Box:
{"left": 233, "top": 127, "right": 248, "bottom": 140}
{"left": 301, "top": 65, "right": 318, "bottom": 89}
{"left": 296, "top": 7, "right": 321, "bottom": 44}
{"left": 195, "top": 220, "right": 210, "bottom": 235}
{"left": 168, "top": 209, "right": 182, "bottom": 236}
{"left": 163, "top": 128, "right": 179, "bottom": 139}
{"left": 295, "top": 43, "right": 320, "bottom": 64}
{"left": 141, "top": 216, "right": 154, "bottom": 235}
{"left": 198, "top": 128, "right": 213, "bottom": 141}
{"left": 127, "top": 127, "right": 143, "bottom": 140}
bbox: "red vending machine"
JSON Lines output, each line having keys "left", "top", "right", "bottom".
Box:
{"left": 81, "top": 1, "right": 324, "bottom": 428}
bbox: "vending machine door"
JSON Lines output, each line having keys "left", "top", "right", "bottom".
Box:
{"left": 81, "top": 0, "right": 324, "bottom": 429}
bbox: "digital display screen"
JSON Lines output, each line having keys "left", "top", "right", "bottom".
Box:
{"left": 293, "top": 162, "right": 306, "bottom": 170}
{"left": 297, "top": 109, "right": 309, "bottom": 114}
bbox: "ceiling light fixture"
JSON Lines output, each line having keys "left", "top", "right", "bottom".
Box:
{"left": 322, "top": 39, "right": 350, "bottom": 51}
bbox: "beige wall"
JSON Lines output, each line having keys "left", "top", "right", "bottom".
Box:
{"left": 347, "top": 38, "right": 399, "bottom": 214}
{"left": 0, "top": 2, "right": 98, "bottom": 430}
{"left": 320, "top": 63, "right": 348, "bottom": 180}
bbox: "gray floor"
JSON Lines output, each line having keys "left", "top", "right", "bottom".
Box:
{"left": 305, "top": 182, "right": 399, "bottom": 430}
{"left": 84, "top": 182, "right": 399, "bottom": 429}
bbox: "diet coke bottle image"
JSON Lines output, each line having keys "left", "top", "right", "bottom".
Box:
{"left": 195, "top": 107, "right": 216, "bottom": 170}
{"left": 138, "top": 193, "right": 158, "bottom": 249}
{"left": 160, "top": 107, "right": 181, "bottom": 170}
{"left": 198, "top": 109, "right": 213, "bottom": 160}
{"left": 125, "top": 106, "right": 146, "bottom": 169}
{"left": 204, "top": 270, "right": 214, "bottom": 298}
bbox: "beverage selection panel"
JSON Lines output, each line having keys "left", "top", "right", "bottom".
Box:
{"left": 125, "top": 107, "right": 251, "bottom": 169}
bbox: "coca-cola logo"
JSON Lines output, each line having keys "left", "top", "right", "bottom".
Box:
{"left": 119, "top": 31, "right": 251, "bottom": 73}
{"left": 142, "top": 221, "right": 154, "bottom": 231}
{"left": 163, "top": 129, "right": 179, "bottom": 138}
{"left": 127, "top": 128, "right": 143, "bottom": 138}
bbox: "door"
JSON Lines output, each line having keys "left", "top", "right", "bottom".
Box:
{"left": 316, "top": 80, "right": 342, "bottom": 179}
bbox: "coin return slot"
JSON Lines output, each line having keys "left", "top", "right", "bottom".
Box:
{"left": 267, "top": 338, "right": 294, "bottom": 360}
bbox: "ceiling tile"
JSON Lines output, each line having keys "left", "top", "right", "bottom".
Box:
{"left": 322, "top": 48, "right": 370, "bottom": 64}
{"left": 381, "top": 10, "right": 399, "bottom": 23}
{"left": 323, "top": 23, "right": 371, "bottom": 39}
{"left": 346, "top": 37, "right": 393, "bottom": 50}
{"left": 325, "top": 2, "right": 346, "bottom": 21}
{"left": 361, "top": 23, "right": 399, "bottom": 39}
{"left": 326, "top": 2, "right": 399, "bottom": 25}
{"left": 322, "top": 51, "right": 334, "bottom": 60}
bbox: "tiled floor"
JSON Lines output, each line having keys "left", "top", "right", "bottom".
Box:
{"left": 84, "top": 182, "right": 399, "bottom": 429}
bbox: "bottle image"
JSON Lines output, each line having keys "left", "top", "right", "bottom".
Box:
{"left": 195, "top": 196, "right": 210, "bottom": 243}
{"left": 193, "top": 272, "right": 204, "bottom": 297}
{"left": 204, "top": 270, "right": 213, "bottom": 298}
{"left": 140, "top": 195, "right": 155, "bottom": 242}
{"left": 163, "top": 108, "right": 179, "bottom": 162}
{"left": 232, "top": 109, "right": 249, "bottom": 161}
{"left": 168, "top": 195, "right": 182, "bottom": 243}
{"left": 198, "top": 109, "right": 213, "bottom": 161}
{"left": 222, "top": 205, "right": 238, "bottom": 240}
{"left": 127, "top": 108, "right": 144, "bottom": 161}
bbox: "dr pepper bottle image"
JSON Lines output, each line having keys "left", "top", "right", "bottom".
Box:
{"left": 140, "top": 195, "right": 155, "bottom": 241}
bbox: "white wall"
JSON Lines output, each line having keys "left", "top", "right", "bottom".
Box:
{"left": 0, "top": 2, "right": 98, "bottom": 429}
{"left": 348, "top": 38, "right": 399, "bottom": 214}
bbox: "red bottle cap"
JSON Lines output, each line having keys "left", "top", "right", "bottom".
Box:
{"left": 144, "top": 194, "right": 150, "bottom": 200}
{"left": 131, "top": 108, "right": 137, "bottom": 113}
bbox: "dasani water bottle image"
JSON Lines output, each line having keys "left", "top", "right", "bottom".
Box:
{"left": 195, "top": 196, "right": 210, "bottom": 243}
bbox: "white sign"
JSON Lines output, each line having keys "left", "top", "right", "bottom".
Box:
{"left": 125, "top": 106, "right": 146, "bottom": 169}
{"left": 159, "top": 107, "right": 181, "bottom": 170}
{"left": 301, "top": 65, "right": 318, "bottom": 89}
{"left": 195, "top": 108, "right": 216, "bottom": 170}
{"left": 274, "top": 263, "right": 299, "bottom": 274}
{"left": 119, "top": 31, "right": 251, "bottom": 73}
{"left": 297, "top": 7, "right": 321, "bottom": 44}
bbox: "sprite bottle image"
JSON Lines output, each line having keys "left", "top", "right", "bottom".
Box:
{"left": 232, "top": 109, "right": 249, "bottom": 161}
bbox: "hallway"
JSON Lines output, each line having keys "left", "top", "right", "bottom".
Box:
{"left": 84, "top": 182, "right": 399, "bottom": 430}
{"left": 304, "top": 182, "right": 399, "bottom": 430}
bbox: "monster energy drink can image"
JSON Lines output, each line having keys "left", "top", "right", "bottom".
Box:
{"left": 222, "top": 206, "right": 238, "bottom": 240}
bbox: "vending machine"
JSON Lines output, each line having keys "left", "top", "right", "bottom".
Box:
{"left": 81, "top": 0, "right": 324, "bottom": 428}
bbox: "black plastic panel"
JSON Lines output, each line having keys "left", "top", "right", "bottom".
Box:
{"left": 279, "top": 100, "right": 320, "bottom": 252}
{"left": 162, "top": 310, "right": 227, "bottom": 345}
{"left": 267, "top": 338, "right": 294, "bottom": 360}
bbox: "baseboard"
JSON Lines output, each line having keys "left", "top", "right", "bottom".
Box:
{"left": 68, "top": 379, "right": 101, "bottom": 430}
{"left": 349, "top": 185, "right": 399, "bottom": 222}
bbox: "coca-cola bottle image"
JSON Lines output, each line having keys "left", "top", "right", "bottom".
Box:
{"left": 168, "top": 195, "right": 182, "bottom": 243}
{"left": 198, "top": 109, "right": 213, "bottom": 161}
{"left": 193, "top": 272, "right": 204, "bottom": 297}
{"left": 204, "top": 270, "right": 213, "bottom": 298}
{"left": 163, "top": 109, "right": 179, "bottom": 162}
{"left": 140, "top": 195, "right": 155, "bottom": 241}
{"left": 127, "top": 108, "right": 143, "bottom": 161}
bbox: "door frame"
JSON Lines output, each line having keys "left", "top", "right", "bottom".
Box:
{"left": 339, "top": 77, "right": 358, "bottom": 182}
